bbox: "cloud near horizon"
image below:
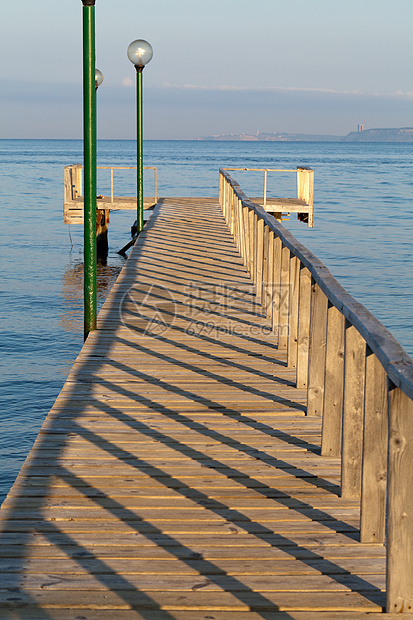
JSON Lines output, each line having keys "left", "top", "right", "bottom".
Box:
{"left": 160, "top": 82, "right": 413, "bottom": 99}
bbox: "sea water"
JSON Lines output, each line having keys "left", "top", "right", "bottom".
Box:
{"left": 0, "top": 139, "right": 412, "bottom": 503}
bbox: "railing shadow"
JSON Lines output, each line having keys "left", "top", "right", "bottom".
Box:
{"left": 0, "top": 198, "right": 385, "bottom": 617}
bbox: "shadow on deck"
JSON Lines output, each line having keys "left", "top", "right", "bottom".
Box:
{"left": 0, "top": 197, "right": 390, "bottom": 619}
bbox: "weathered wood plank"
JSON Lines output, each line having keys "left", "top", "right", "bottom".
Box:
{"left": 0, "top": 590, "right": 385, "bottom": 613}
{"left": 0, "top": 610, "right": 395, "bottom": 620}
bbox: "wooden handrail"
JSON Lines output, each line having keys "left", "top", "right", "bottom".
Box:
{"left": 222, "top": 166, "right": 314, "bottom": 226}
{"left": 64, "top": 165, "right": 157, "bottom": 204}
{"left": 219, "top": 168, "right": 413, "bottom": 613}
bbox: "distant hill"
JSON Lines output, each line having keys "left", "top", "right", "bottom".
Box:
{"left": 197, "top": 128, "right": 413, "bottom": 142}
{"left": 196, "top": 132, "right": 340, "bottom": 142}
{"left": 341, "top": 127, "right": 413, "bottom": 142}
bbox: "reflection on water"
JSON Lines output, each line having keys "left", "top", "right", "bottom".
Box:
{"left": 60, "top": 257, "right": 125, "bottom": 333}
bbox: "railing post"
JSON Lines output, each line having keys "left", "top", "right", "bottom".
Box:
{"left": 76, "top": 164, "right": 83, "bottom": 197}
{"left": 278, "top": 244, "right": 291, "bottom": 350}
{"left": 255, "top": 217, "right": 264, "bottom": 301}
{"left": 307, "top": 280, "right": 328, "bottom": 416}
{"left": 297, "top": 166, "right": 314, "bottom": 228}
{"left": 252, "top": 212, "right": 258, "bottom": 284}
{"left": 230, "top": 192, "right": 235, "bottom": 236}
{"left": 265, "top": 231, "right": 275, "bottom": 322}
{"left": 242, "top": 205, "right": 250, "bottom": 268}
{"left": 341, "top": 322, "right": 366, "bottom": 499}
{"left": 360, "top": 349, "right": 388, "bottom": 543}
{"left": 221, "top": 177, "right": 226, "bottom": 220}
{"left": 321, "top": 303, "right": 345, "bottom": 456}
{"left": 64, "top": 166, "right": 72, "bottom": 203}
{"left": 225, "top": 180, "right": 230, "bottom": 225}
{"left": 263, "top": 169, "right": 267, "bottom": 208}
{"left": 261, "top": 225, "right": 269, "bottom": 313}
{"left": 271, "top": 236, "right": 282, "bottom": 338}
{"left": 237, "top": 198, "right": 246, "bottom": 259}
{"left": 248, "top": 210, "right": 254, "bottom": 276}
{"left": 387, "top": 385, "right": 413, "bottom": 612}
{"left": 287, "top": 254, "right": 300, "bottom": 368}
{"left": 233, "top": 196, "right": 239, "bottom": 248}
{"left": 296, "top": 265, "right": 311, "bottom": 389}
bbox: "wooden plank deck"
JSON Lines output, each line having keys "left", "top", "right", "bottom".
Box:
{"left": 0, "top": 197, "right": 389, "bottom": 618}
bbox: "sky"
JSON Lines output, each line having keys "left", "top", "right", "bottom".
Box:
{"left": 1, "top": 0, "right": 412, "bottom": 139}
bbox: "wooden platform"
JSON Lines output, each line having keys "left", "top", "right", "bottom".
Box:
{"left": 250, "top": 197, "right": 312, "bottom": 224}
{"left": 64, "top": 197, "right": 156, "bottom": 225}
{"left": 0, "top": 198, "right": 388, "bottom": 618}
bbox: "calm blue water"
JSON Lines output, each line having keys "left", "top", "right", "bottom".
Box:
{"left": 0, "top": 139, "right": 412, "bottom": 503}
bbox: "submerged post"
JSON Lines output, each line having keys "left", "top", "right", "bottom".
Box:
{"left": 127, "top": 39, "right": 153, "bottom": 235}
{"left": 82, "top": 0, "right": 97, "bottom": 339}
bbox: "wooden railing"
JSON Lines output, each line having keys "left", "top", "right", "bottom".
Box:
{"left": 64, "top": 165, "right": 157, "bottom": 204}
{"left": 222, "top": 166, "right": 314, "bottom": 227}
{"left": 219, "top": 168, "right": 413, "bottom": 614}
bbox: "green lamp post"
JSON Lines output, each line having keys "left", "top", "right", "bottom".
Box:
{"left": 81, "top": 0, "right": 97, "bottom": 339}
{"left": 127, "top": 39, "right": 153, "bottom": 235}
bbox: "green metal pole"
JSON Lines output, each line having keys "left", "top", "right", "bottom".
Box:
{"left": 136, "top": 67, "right": 144, "bottom": 234}
{"left": 82, "top": 0, "right": 97, "bottom": 339}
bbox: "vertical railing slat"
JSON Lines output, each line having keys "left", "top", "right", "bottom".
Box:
{"left": 261, "top": 225, "right": 269, "bottom": 314}
{"left": 248, "top": 210, "right": 254, "bottom": 276}
{"left": 307, "top": 280, "right": 328, "bottom": 416}
{"left": 287, "top": 254, "right": 300, "bottom": 368}
{"left": 387, "top": 385, "right": 413, "bottom": 612}
{"left": 321, "top": 303, "right": 345, "bottom": 456}
{"left": 278, "top": 245, "right": 291, "bottom": 350}
{"left": 341, "top": 322, "right": 366, "bottom": 499}
{"left": 266, "top": 231, "right": 275, "bottom": 321}
{"left": 360, "top": 349, "right": 388, "bottom": 543}
{"left": 272, "top": 236, "right": 282, "bottom": 339}
{"left": 255, "top": 218, "right": 264, "bottom": 302}
{"left": 296, "top": 265, "right": 311, "bottom": 389}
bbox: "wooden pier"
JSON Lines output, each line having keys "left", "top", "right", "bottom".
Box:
{"left": 1, "top": 170, "right": 413, "bottom": 618}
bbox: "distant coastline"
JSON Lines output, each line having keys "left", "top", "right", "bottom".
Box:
{"left": 196, "top": 127, "right": 413, "bottom": 143}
